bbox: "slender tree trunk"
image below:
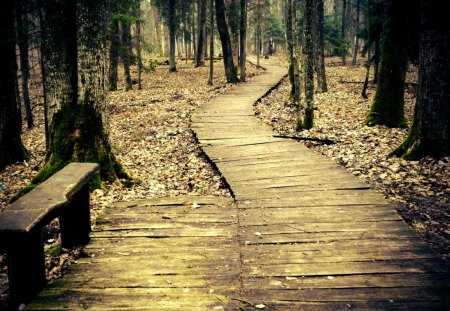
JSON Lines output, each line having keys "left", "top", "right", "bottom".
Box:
{"left": 256, "top": 0, "right": 261, "bottom": 67}
{"left": 228, "top": 0, "right": 240, "bottom": 68}
{"left": 366, "top": 0, "right": 407, "bottom": 128}
{"left": 315, "top": 0, "right": 327, "bottom": 92}
{"left": 302, "top": 0, "right": 315, "bottom": 129}
{"left": 169, "top": 0, "right": 177, "bottom": 71}
{"left": 352, "top": 0, "right": 360, "bottom": 65}
{"left": 137, "top": 2, "right": 142, "bottom": 90}
{"left": 361, "top": 0, "right": 371, "bottom": 99}
{"left": 215, "top": 0, "right": 238, "bottom": 83}
{"left": 108, "top": 18, "right": 119, "bottom": 91}
{"left": 152, "top": 5, "right": 164, "bottom": 57}
{"left": 341, "top": 0, "right": 347, "bottom": 64}
{"left": 208, "top": 0, "right": 215, "bottom": 85}
{"left": 121, "top": 20, "right": 133, "bottom": 90}
{"left": 17, "top": 0, "right": 34, "bottom": 128}
{"left": 0, "top": 0, "right": 28, "bottom": 170}
{"left": 195, "top": 0, "right": 207, "bottom": 67}
{"left": 239, "top": 0, "right": 247, "bottom": 81}
{"left": 392, "top": 0, "right": 450, "bottom": 159}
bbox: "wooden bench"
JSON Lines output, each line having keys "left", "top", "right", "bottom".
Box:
{"left": 0, "top": 162, "right": 99, "bottom": 308}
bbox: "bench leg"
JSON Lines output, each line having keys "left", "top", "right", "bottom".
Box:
{"left": 60, "top": 184, "right": 91, "bottom": 248}
{"left": 7, "top": 230, "right": 46, "bottom": 308}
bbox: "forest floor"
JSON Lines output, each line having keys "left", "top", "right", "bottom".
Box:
{"left": 255, "top": 57, "right": 449, "bottom": 264}
{"left": 1, "top": 56, "right": 449, "bottom": 307}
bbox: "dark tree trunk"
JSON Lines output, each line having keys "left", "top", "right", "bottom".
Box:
{"left": 239, "top": 0, "right": 247, "bottom": 81}
{"left": 215, "top": 0, "right": 238, "bottom": 83}
{"left": 302, "top": 0, "right": 315, "bottom": 129}
{"left": 108, "top": 17, "right": 120, "bottom": 91}
{"left": 195, "top": 0, "right": 207, "bottom": 67}
{"left": 256, "top": 0, "right": 262, "bottom": 67}
{"left": 208, "top": 0, "right": 215, "bottom": 85}
{"left": 0, "top": 0, "right": 27, "bottom": 170}
{"left": 315, "top": 0, "right": 327, "bottom": 93}
{"left": 392, "top": 0, "right": 450, "bottom": 159}
{"left": 366, "top": 0, "right": 407, "bottom": 128}
{"left": 121, "top": 20, "right": 133, "bottom": 91}
{"left": 17, "top": 0, "right": 34, "bottom": 128}
{"left": 373, "top": 36, "right": 380, "bottom": 83}
{"left": 286, "top": 0, "right": 300, "bottom": 102}
{"left": 169, "top": 0, "right": 177, "bottom": 72}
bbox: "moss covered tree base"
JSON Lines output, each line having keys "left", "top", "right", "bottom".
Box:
{"left": 13, "top": 105, "right": 128, "bottom": 201}
{"left": 391, "top": 126, "right": 450, "bottom": 160}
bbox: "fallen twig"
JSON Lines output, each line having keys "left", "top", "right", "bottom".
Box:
{"left": 273, "top": 135, "right": 337, "bottom": 145}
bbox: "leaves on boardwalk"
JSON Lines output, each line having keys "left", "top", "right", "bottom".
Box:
{"left": 254, "top": 59, "right": 450, "bottom": 262}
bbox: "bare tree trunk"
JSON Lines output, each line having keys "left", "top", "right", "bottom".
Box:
{"left": 341, "top": 0, "right": 347, "bottom": 64}
{"left": 228, "top": 0, "right": 240, "bottom": 68}
{"left": 208, "top": 0, "right": 215, "bottom": 85}
{"left": 108, "top": 17, "right": 119, "bottom": 91}
{"left": 152, "top": 5, "right": 164, "bottom": 57}
{"left": 302, "top": 0, "right": 315, "bottom": 129}
{"left": 239, "top": 0, "right": 247, "bottom": 81}
{"left": 352, "top": 0, "right": 360, "bottom": 65}
{"left": 315, "top": 0, "right": 327, "bottom": 92}
{"left": 0, "top": 0, "right": 27, "bottom": 170}
{"left": 169, "top": 0, "right": 177, "bottom": 71}
{"left": 215, "top": 0, "right": 238, "bottom": 83}
{"left": 17, "top": 0, "right": 34, "bottom": 128}
{"left": 195, "top": 0, "right": 207, "bottom": 67}
{"left": 121, "top": 20, "right": 133, "bottom": 91}
{"left": 137, "top": 2, "right": 142, "bottom": 90}
{"left": 256, "top": 0, "right": 261, "bottom": 67}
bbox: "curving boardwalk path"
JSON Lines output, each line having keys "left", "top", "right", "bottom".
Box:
{"left": 27, "top": 62, "right": 449, "bottom": 310}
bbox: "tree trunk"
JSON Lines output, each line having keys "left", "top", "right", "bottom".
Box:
{"left": 315, "top": 0, "right": 328, "bottom": 92}
{"left": 136, "top": 2, "right": 142, "bottom": 90}
{"left": 352, "top": 0, "right": 360, "bottom": 65}
{"left": 195, "top": 0, "right": 207, "bottom": 67}
{"left": 215, "top": 0, "right": 238, "bottom": 83}
{"left": 239, "top": 0, "right": 247, "bottom": 81}
{"left": 121, "top": 20, "right": 133, "bottom": 90}
{"left": 341, "top": 0, "right": 347, "bottom": 64}
{"left": 0, "top": 0, "right": 28, "bottom": 170}
{"left": 286, "top": 0, "right": 298, "bottom": 101}
{"left": 366, "top": 0, "right": 407, "bottom": 128}
{"left": 17, "top": 0, "right": 34, "bottom": 128}
{"left": 108, "top": 17, "right": 119, "bottom": 91}
{"left": 256, "top": 0, "right": 261, "bottom": 67}
{"left": 169, "top": 0, "right": 177, "bottom": 72}
{"left": 228, "top": 0, "right": 240, "bottom": 69}
{"left": 208, "top": 0, "right": 215, "bottom": 85}
{"left": 392, "top": 0, "right": 450, "bottom": 159}
{"left": 302, "top": 0, "right": 315, "bottom": 130}
{"left": 152, "top": 5, "right": 164, "bottom": 57}
{"left": 373, "top": 36, "right": 380, "bottom": 83}
{"left": 36, "top": 0, "right": 125, "bottom": 187}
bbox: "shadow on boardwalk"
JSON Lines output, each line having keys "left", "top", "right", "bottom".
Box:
{"left": 27, "top": 61, "right": 449, "bottom": 310}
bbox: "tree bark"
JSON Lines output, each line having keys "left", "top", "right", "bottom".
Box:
{"left": 168, "top": 0, "right": 177, "bottom": 71}
{"left": 121, "top": 19, "right": 133, "bottom": 90}
{"left": 315, "top": 0, "right": 328, "bottom": 92}
{"left": 195, "top": 0, "right": 207, "bottom": 67}
{"left": 239, "top": 0, "right": 247, "bottom": 81}
{"left": 227, "top": 0, "right": 240, "bottom": 68}
{"left": 366, "top": 0, "right": 407, "bottom": 128}
{"left": 341, "top": 0, "right": 347, "bottom": 64}
{"left": 392, "top": 0, "right": 450, "bottom": 159}
{"left": 137, "top": 1, "right": 142, "bottom": 90}
{"left": 215, "top": 0, "right": 238, "bottom": 83}
{"left": 352, "top": 0, "right": 360, "bottom": 65}
{"left": 17, "top": 0, "right": 34, "bottom": 128}
{"left": 0, "top": 0, "right": 28, "bottom": 170}
{"left": 302, "top": 0, "right": 315, "bottom": 129}
{"left": 208, "top": 0, "right": 215, "bottom": 85}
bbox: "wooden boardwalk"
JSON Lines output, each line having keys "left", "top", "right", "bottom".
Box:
{"left": 27, "top": 63, "right": 449, "bottom": 310}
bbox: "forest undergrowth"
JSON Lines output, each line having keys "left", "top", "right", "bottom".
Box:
{"left": 255, "top": 57, "right": 449, "bottom": 263}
